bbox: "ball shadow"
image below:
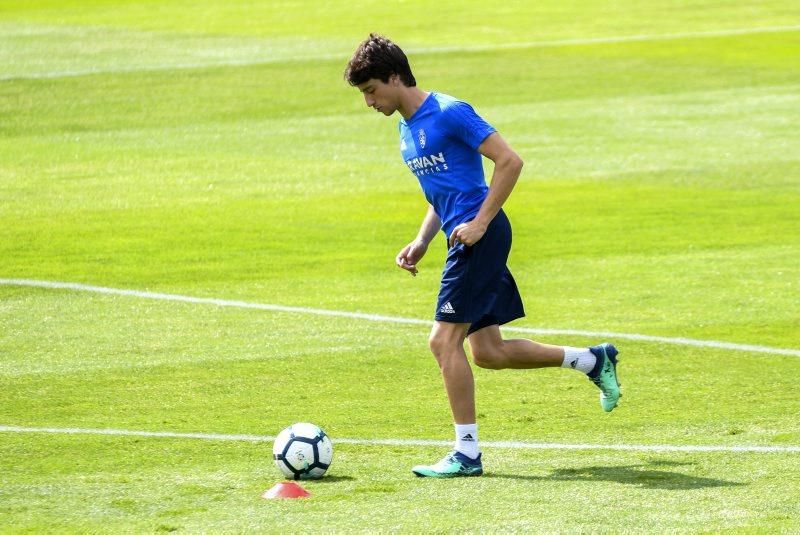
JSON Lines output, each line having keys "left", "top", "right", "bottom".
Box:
{"left": 306, "top": 475, "right": 356, "bottom": 483}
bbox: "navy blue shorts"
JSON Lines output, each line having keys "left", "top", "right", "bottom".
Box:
{"left": 434, "top": 210, "right": 525, "bottom": 334}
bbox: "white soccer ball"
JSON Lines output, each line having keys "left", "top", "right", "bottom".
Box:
{"left": 272, "top": 422, "right": 333, "bottom": 480}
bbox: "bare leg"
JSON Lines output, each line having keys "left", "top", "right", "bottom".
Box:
{"left": 467, "top": 324, "right": 564, "bottom": 370}
{"left": 428, "top": 321, "right": 474, "bottom": 424}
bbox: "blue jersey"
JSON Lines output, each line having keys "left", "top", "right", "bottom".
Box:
{"left": 398, "top": 92, "right": 496, "bottom": 237}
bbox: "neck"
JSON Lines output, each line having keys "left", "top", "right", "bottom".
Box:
{"left": 398, "top": 87, "right": 430, "bottom": 120}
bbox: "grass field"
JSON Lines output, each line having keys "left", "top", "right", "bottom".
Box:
{"left": 2, "top": 0, "right": 800, "bottom": 532}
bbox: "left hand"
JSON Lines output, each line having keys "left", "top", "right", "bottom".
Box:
{"left": 448, "top": 220, "right": 488, "bottom": 248}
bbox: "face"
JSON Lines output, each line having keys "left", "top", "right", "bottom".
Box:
{"left": 356, "top": 75, "right": 401, "bottom": 116}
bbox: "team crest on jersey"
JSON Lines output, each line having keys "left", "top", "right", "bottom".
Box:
{"left": 418, "top": 129, "right": 426, "bottom": 149}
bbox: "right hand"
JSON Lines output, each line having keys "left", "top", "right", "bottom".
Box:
{"left": 395, "top": 239, "right": 429, "bottom": 276}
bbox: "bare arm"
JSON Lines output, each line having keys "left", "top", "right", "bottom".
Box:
{"left": 397, "top": 204, "right": 441, "bottom": 276}
{"left": 415, "top": 204, "right": 441, "bottom": 245}
{"left": 448, "top": 132, "right": 524, "bottom": 247}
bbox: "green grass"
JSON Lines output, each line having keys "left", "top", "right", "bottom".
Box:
{"left": 2, "top": 0, "right": 800, "bottom": 532}
{"left": 4, "top": 434, "right": 799, "bottom": 532}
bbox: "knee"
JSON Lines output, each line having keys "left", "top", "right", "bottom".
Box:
{"left": 471, "top": 343, "right": 505, "bottom": 370}
{"left": 428, "top": 333, "right": 451, "bottom": 362}
{"left": 428, "top": 334, "right": 466, "bottom": 374}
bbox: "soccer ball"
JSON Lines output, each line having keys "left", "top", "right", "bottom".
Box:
{"left": 272, "top": 422, "right": 333, "bottom": 480}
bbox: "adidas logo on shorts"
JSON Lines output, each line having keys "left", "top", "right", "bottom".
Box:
{"left": 439, "top": 301, "right": 456, "bottom": 314}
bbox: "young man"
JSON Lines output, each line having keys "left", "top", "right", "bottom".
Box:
{"left": 345, "top": 34, "right": 621, "bottom": 478}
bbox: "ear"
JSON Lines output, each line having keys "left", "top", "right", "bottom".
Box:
{"left": 390, "top": 73, "right": 400, "bottom": 86}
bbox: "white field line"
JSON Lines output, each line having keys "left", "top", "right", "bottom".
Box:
{"left": 3, "top": 278, "right": 799, "bottom": 358}
{"left": 1, "top": 425, "right": 798, "bottom": 453}
{"left": 3, "top": 24, "right": 800, "bottom": 81}
{"left": 2, "top": 278, "right": 799, "bottom": 358}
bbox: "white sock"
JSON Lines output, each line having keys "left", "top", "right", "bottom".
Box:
{"left": 454, "top": 423, "right": 480, "bottom": 459}
{"left": 562, "top": 347, "right": 596, "bottom": 374}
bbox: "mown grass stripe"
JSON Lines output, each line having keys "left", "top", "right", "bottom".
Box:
{"left": 2, "top": 278, "right": 799, "bottom": 358}
{"left": 2, "top": 24, "right": 799, "bottom": 81}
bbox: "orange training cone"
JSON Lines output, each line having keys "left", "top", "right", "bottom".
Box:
{"left": 262, "top": 481, "right": 311, "bottom": 499}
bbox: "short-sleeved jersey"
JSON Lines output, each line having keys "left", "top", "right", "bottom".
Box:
{"left": 398, "top": 92, "right": 496, "bottom": 237}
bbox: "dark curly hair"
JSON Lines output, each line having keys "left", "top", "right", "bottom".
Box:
{"left": 344, "top": 33, "right": 416, "bottom": 87}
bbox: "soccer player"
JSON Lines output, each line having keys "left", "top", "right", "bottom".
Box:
{"left": 345, "top": 34, "right": 621, "bottom": 478}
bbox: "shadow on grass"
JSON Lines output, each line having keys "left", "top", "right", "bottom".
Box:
{"left": 486, "top": 460, "right": 743, "bottom": 490}
{"left": 305, "top": 475, "right": 355, "bottom": 484}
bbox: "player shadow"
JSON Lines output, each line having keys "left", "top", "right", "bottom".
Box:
{"left": 486, "top": 460, "right": 743, "bottom": 490}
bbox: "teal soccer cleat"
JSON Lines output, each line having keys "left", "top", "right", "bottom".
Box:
{"left": 588, "top": 343, "right": 621, "bottom": 412}
{"left": 412, "top": 451, "right": 483, "bottom": 478}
